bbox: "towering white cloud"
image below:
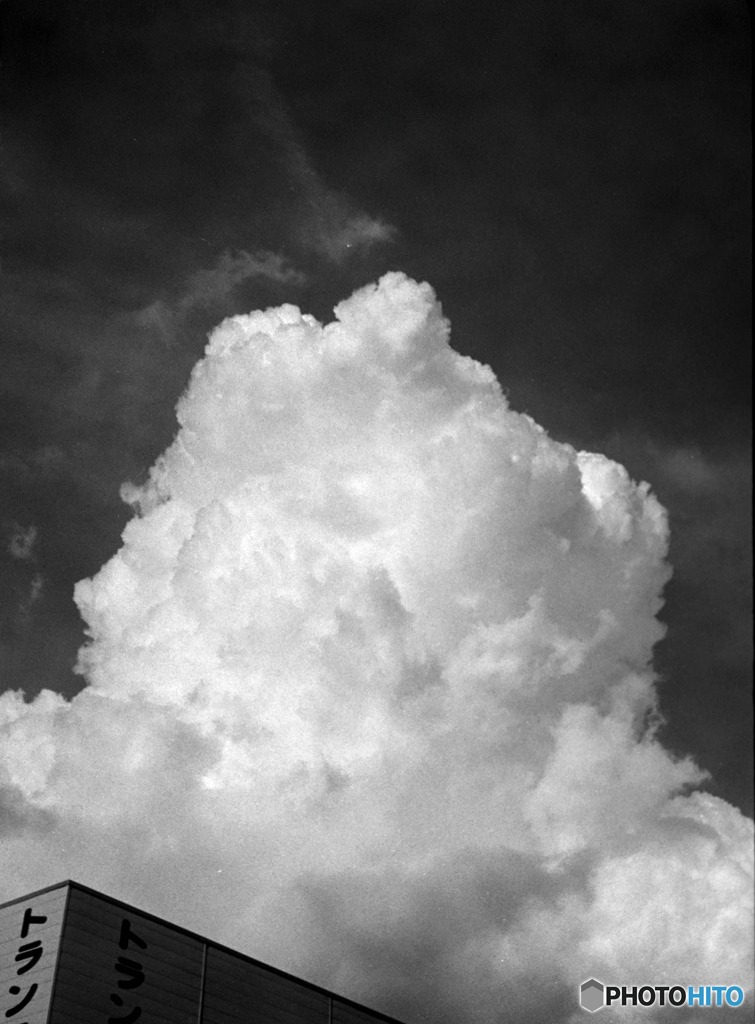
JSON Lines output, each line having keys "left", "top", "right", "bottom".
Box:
{"left": 0, "top": 274, "right": 751, "bottom": 1022}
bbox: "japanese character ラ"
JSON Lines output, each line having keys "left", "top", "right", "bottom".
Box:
{"left": 14, "top": 941, "right": 43, "bottom": 975}
{"left": 114, "top": 957, "right": 145, "bottom": 990}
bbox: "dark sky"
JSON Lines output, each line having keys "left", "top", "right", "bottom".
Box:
{"left": 0, "top": 0, "right": 751, "bottom": 835}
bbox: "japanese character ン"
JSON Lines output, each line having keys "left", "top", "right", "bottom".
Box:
{"left": 108, "top": 993, "right": 142, "bottom": 1023}
{"left": 14, "top": 941, "right": 43, "bottom": 975}
{"left": 4, "top": 983, "right": 37, "bottom": 1018}
{"left": 20, "top": 909, "right": 47, "bottom": 939}
{"left": 114, "top": 957, "right": 145, "bottom": 990}
{"left": 118, "top": 920, "right": 147, "bottom": 952}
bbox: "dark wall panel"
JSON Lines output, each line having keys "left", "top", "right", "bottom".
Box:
{"left": 0, "top": 884, "right": 67, "bottom": 1024}
{"left": 50, "top": 886, "right": 203, "bottom": 1024}
{"left": 333, "top": 1000, "right": 396, "bottom": 1024}
{"left": 202, "top": 946, "right": 329, "bottom": 1024}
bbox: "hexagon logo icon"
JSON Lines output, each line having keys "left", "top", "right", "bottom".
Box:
{"left": 580, "top": 979, "right": 605, "bottom": 1012}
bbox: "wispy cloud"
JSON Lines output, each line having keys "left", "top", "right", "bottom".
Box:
{"left": 2, "top": 522, "right": 44, "bottom": 629}
{"left": 6, "top": 523, "right": 37, "bottom": 561}
{"left": 17, "top": 572, "right": 44, "bottom": 622}
{"left": 248, "top": 64, "right": 397, "bottom": 263}
{"left": 301, "top": 202, "right": 397, "bottom": 263}
{"left": 181, "top": 249, "right": 305, "bottom": 306}
{"left": 134, "top": 249, "right": 306, "bottom": 345}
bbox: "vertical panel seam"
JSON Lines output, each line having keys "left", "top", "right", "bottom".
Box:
{"left": 46, "top": 883, "right": 71, "bottom": 1024}
{"left": 197, "top": 940, "right": 208, "bottom": 1024}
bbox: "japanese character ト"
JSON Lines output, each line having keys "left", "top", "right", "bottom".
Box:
{"left": 20, "top": 910, "right": 46, "bottom": 940}
{"left": 118, "top": 920, "right": 147, "bottom": 952}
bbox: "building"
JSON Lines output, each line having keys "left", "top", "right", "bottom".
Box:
{"left": 0, "top": 880, "right": 405, "bottom": 1023}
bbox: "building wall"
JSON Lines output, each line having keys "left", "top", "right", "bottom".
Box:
{"left": 52, "top": 885, "right": 204, "bottom": 1023}
{"left": 0, "top": 883, "right": 404, "bottom": 1024}
{"left": 0, "top": 884, "right": 66, "bottom": 1023}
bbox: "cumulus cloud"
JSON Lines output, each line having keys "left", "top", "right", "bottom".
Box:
{"left": 0, "top": 274, "right": 751, "bottom": 1023}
